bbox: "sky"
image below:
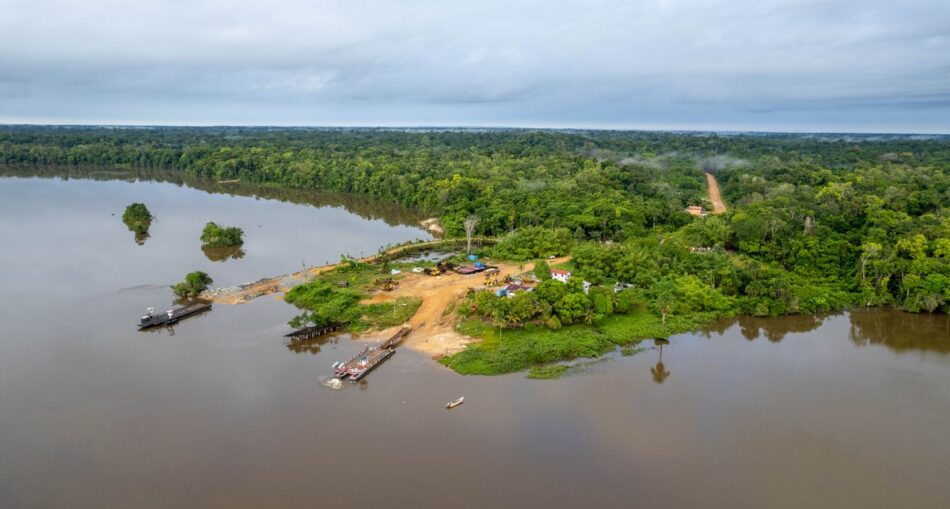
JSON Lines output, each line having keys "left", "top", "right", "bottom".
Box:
{"left": 1, "top": 0, "right": 949, "bottom": 133}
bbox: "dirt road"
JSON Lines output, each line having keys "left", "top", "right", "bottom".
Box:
{"left": 705, "top": 172, "right": 726, "bottom": 214}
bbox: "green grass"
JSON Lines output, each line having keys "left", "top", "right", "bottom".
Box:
{"left": 442, "top": 298, "right": 458, "bottom": 317}
{"left": 286, "top": 263, "right": 421, "bottom": 333}
{"left": 620, "top": 345, "right": 643, "bottom": 357}
{"left": 442, "top": 308, "right": 720, "bottom": 376}
{"left": 527, "top": 364, "right": 569, "bottom": 379}
{"left": 351, "top": 297, "right": 421, "bottom": 332}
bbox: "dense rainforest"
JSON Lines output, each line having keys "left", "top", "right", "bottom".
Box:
{"left": 2, "top": 126, "right": 948, "bottom": 321}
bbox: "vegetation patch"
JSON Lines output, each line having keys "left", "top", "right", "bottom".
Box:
{"left": 443, "top": 309, "right": 716, "bottom": 376}
{"left": 285, "top": 259, "right": 420, "bottom": 332}
{"left": 527, "top": 364, "right": 569, "bottom": 379}
{"left": 122, "top": 202, "right": 153, "bottom": 243}
{"left": 352, "top": 297, "right": 422, "bottom": 332}
{"left": 200, "top": 221, "right": 244, "bottom": 248}
{"left": 620, "top": 345, "right": 644, "bottom": 357}
{"left": 172, "top": 271, "right": 213, "bottom": 299}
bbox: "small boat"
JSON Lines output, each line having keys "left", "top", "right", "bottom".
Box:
{"left": 445, "top": 396, "right": 464, "bottom": 409}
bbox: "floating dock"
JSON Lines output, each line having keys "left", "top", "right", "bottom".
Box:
{"left": 333, "top": 326, "right": 410, "bottom": 382}
{"left": 137, "top": 303, "right": 211, "bottom": 330}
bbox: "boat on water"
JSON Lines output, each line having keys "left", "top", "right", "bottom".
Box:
{"left": 137, "top": 303, "right": 212, "bottom": 330}
{"left": 446, "top": 396, "right": 464, "bottom": 409}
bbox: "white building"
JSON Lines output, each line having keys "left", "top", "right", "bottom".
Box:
{"left": 551, "top": 269, "right": 571, "bottom": 283}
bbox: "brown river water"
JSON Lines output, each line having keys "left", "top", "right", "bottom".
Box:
{"left": 1, "top": 170, "right": 949, "bottom": 508}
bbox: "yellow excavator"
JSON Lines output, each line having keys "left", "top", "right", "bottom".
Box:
{"left": 374, "top": 277, "right": 397, "bottom": 291}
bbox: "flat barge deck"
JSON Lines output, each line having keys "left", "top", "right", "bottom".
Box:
{"left": 138, "top": 303, "right": 212, "bottom": 330}
{"left": 333, "top": 326, "right": 410, "bottom": 382}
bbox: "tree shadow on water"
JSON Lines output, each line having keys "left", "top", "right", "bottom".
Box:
{"left": 202, "top": 245, "right": 246, "bottom": 262}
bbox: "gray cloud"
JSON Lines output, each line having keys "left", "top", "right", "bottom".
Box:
{"left": 1, "top": 0, "right": 949, "bottom": 132}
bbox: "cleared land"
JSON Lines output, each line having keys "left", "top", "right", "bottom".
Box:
{"left": 207, "top": 245, "right": 568, "bottom": 357}
{"left": 365, "top": 257, "right": 569, "bottom": 357}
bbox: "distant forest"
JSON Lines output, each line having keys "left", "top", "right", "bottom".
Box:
{"left": 2, "top": 126, "right": 948, "bottom": 316}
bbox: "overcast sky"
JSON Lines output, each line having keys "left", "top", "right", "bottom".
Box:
{"left": 1, "top": 0, "right": 949, "bottom": 132}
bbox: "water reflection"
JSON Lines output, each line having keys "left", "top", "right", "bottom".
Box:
{"left": 849, "top": 309, "right": 950, "bottom": 354}
{"left": 650, "top": 338, "right": 671, "bottom": 384}
{"left": 704, "top": 310, "right": 950, "bottom": 354}
{"left": 0, "top": 165, "right": 427, "bottom": 228}
{"left": 131, "top": 229, "right": 150, "bottom": 245}
{"left": 122, "top": 216, "right": 151, "bottom": 245}
{"left": 284, "top": 333, "right": 339, "bottom": 355}
{"left": 706, "top": 314, "right": 826, "bottom": 343}
{"left": 202, "top": 245, "right": 247, "bottom": 262}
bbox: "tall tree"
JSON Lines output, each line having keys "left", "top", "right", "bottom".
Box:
{"left": 463, "top": 215, "right": 480, "bottom": 254}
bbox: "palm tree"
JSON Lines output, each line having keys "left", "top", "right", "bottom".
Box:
{"left": 583, "top": 308, "right": 596, "bottom": 325}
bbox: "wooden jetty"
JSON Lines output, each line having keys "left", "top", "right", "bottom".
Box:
{"left": 285, "top": 323, "right": 341, "bottom": 341}
{"left": 333, "top": 326, "right": 411, "bottom": 382}
{"left": 137, "top": 303, "right": 211, "bottom": 330}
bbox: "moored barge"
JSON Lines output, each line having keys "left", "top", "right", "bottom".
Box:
{"left": 138, "top": 303, "right": 212, "bottom": 330}
{"left": 333, "top": 325, "right": 410, "bottom": 382}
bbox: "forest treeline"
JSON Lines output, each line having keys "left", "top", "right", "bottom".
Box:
{"left": 2, "top": 126, "right": 948, "bottom": 315}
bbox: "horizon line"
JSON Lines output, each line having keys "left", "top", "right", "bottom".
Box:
{"left": 1, "top": 122, "right": 948, "bottom": 137}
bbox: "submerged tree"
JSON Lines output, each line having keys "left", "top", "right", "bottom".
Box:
{"left": 122, "top": 203, "right": 153, "bottom": 245}
{"left": 200, "top": 222, "right": 244, "bottom": 248}
{"left": 171, "top": 271, "right": 213, "bottom": 299}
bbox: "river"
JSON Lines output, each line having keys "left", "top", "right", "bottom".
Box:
{"left": 1, "top": 171, "right": 948, "bottom": 508}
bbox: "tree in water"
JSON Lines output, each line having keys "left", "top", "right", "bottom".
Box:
{"left": 200, "top": 222, "right": 244, "bottom": 248}
{"left": 463, "top": 215, "right": 479, "bottom": 254}
{"left": 122, "top": 203, "right": 153, "bottom": 245}
{"left": 171, "top": 271, "right": 213, "bottom": 299}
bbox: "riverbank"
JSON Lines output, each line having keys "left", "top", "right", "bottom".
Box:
{"left": 210, "top": 244, "right": 728, "bottom": 373}
{"left": 203, "top": 237, "right": 497, "bottom": 304}
{"left": 442, "top": 310, "right": 720, "bottom": 375}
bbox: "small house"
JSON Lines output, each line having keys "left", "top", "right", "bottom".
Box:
{"left": 551, "top": 269, "right": 571, "bottom": 283}
{"left": 499, "top": 283, "right": 533, "bottom": 298}
{"left": 686, "top": 205, "right": 706, "bottom": 217}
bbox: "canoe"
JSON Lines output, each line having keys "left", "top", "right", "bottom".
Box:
{"left": 445, "top": 396, "right": 464, "bottom": 409}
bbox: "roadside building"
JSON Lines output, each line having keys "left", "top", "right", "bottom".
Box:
{"left": 551, "top": 269, "right": 571, "bottom": 283}
{"left": 497, "top": 283, "right": 534, "bottom": 298}
{"left": 686, "top": 205, "right": 706, "bottom": 217}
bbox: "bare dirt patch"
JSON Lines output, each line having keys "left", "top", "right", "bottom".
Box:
{"left": 706, "top": 172, "right": 727, "bottom": 214}
{"left": 363, "top": 257, "right": 569, "bottom": 356}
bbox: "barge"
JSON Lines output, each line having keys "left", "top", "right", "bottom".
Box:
{"left": 138, "top": 303, "right": 212, "bottom": 330}
{"left": 333, "top": 325, "right": 410, "bottom": 382}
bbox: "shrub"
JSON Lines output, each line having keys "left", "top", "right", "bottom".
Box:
{"left": 171, "top": 271, "right": 213, "bottom": 299}
{"left": 200, "top": 222, "right": 244, "bottom": 247}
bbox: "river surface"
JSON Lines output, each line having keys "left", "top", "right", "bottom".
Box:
{"left": 1, "top": 172, "right": 949, "bottom": 509}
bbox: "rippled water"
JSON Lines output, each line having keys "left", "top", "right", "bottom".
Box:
{"left": 1, "top": 171, "right": 948, "bottom": 509}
